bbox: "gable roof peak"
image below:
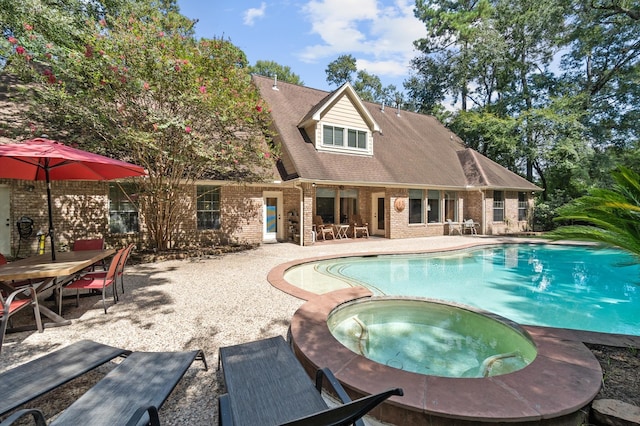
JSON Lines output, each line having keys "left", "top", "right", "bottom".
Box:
{"left": 297, "top": 82, "right": 381, "bottom": 133}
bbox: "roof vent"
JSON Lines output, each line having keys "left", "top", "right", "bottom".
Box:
{"left": 396, "top": 103, "right": 401, "bottom": 117}
{"left": 380, "top": 101, "right": 385, "bottom": 113}
{"left": 272, "top": 74, "right": 279, "bottom": 91}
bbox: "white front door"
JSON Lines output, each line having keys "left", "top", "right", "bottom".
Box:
{"left": 263, "top": 191, "right": 283, "bottom": 243}
{"left": 0, "top": 186, "right": 10, "bottom": 255}
{"left": 371, "top": 192, "right": 385, "bottom": 236}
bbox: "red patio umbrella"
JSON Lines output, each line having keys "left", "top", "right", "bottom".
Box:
{"left": 0, "top": 138, "right": 146, "bottom": 259}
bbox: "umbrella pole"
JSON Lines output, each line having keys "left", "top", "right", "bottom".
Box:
{"left": 45, "top": 167, "right": 56, "bottom": 261}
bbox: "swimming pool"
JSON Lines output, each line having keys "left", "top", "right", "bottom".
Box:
{"left": 283, "top": 244, "right": 640, "bottom": 336}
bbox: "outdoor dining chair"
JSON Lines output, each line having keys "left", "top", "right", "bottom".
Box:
{"left": 84, "top": 243, "right": 135, "bottom": 296}
{"left": 73, "top": 238, "right": 106, "bottom": 271}
{"left": 64, "top": 247, "right": 125, "bottom": 314}
{"left": 1, "top": 286, "right": 42, "bottom": 354}
{"left": 72, "top": 238, "right": 105, "bottom": 251}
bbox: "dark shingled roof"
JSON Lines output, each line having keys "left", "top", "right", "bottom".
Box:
{"left": 253, "top": 75, "right": 540, "bottom": 191}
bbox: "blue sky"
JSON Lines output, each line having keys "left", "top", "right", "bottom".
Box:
{"left": 176, "top": 0, "right": 426, "bottom": 92}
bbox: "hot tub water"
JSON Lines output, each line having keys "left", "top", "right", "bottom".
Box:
{"left": 328, "top": 298, "right": 537, "bottom": 378}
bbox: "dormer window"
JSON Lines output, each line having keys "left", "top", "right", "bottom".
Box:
{"left": 323, "top": 125, "right": 344, "bottom": 147}
{"left": 322, "top": 124, "right": 368, "bottom": 151}
{"left": 348, "top": 129, "right": 367, "bottom": 149}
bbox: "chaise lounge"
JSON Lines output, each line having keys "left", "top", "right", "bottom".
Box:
{"left": 1, "top": 341, "right": 207, "bottom": 426}
{"left": 0, "top": 340, "right": 129, "bottom": 417}
{"left": 218, "top": 335, "right": 403, "bottom": 426}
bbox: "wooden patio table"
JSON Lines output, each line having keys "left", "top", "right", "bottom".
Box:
{"left": 0, "top": 249, "right": 115, "bottom": 328}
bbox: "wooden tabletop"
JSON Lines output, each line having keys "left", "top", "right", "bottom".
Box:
{"left": 0, "top": 249, "right": 116, "bottom": 281}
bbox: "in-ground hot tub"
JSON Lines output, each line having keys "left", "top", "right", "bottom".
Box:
{"left": 328, "top": 298, "right": 537, "bottom": 378}
{"left": 289, "top": 288, "right": 603, "bottom": 425}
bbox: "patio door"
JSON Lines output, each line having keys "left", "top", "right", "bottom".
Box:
{"left": 263, "top": 191, "right": 283, "bottom": 243}
{"left": 0, "top": 186, "right": 9, "bottom": 255}
{"left": 371, "top": 192, "right": 385, "bottom": 236}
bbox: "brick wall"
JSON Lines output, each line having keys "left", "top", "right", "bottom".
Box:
{"left": 387, "top": 189, "right": 447, "bottom": 239}
{"left": 6, "top": 179, "right": 110, "bottom": 257}
{"left": 462, "top": 191, "right": 483, "bottom": 232}
{"left": 483, "top": 190, "right": 531, "bottom": 235}
{"left": 219, "top": 185, "right": 263, "bottom": 245}
{"left": 2, "top": 177, "right": 537, "bottom": 256}
{"left": 3, "top": 179, "right": 275, "bottom": 255}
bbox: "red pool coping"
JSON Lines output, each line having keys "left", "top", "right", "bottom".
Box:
{"left": 290, "top": 288, "right": 604, "bottom": 425}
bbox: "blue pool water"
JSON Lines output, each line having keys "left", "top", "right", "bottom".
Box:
{"left": 285, "top": 244, "right": 640, "bottom": 336}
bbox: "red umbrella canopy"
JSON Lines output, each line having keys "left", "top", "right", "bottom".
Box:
{"left": 0, "top": 138, "right": 146, "bottom": 260}
{"left": 0, "top": 138, "right": 146, "bottom": 180}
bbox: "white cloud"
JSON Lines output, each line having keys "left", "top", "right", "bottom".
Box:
{"left": 243, "top": 2, "right": 267, "bottom": 26}
{"left": 298, "top": 0, "right": 424, "bottom": 82}
{"left": 356, "top": 58, "right": 410, "bottom": 79}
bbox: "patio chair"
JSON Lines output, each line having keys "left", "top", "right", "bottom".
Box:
{"left": 117, "top": 243, "right": 135, "bottom": 294}
{"left": 447, "top": 219, "right": 462, "bottom": 235}
{"left": 83, "top": 243, "right": 135, "bottom": 296}
{"left": 463, "top": 219, "right": 478, "bottom": 235}
{"left": 351, "top": 215, "right": 369, "bottom": 238}
{"left": 63, "top": 247, "right": 125, "bottom": 314}
{"left": 0, "top": 340, "right": 130, "bottom": 416}
{"left": 2, "top": 348, "right": 207, "bottom": 426}
{"left": 72, "top": 238, "right": 106, "bottom": 270}
{"left": 72, "top": 238, "right": 105, "bottom": 251}
{"left": 314, "top": 215, "right": 335, "bottom": 240}
{"left": 218, "top": 336, "right": 403, "bottom": 426}
{"left": 0, "top": 286, "right": 42, "bottom": 354}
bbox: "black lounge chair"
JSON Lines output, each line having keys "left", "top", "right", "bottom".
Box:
{"left": 2, "top": 349, "right": 207, "bottom": 426}
{"left": 218, "top": 336, "right": 403, "bottom": 426}
{"left": 0, "top": 340, "right": 130, "bottom": 417}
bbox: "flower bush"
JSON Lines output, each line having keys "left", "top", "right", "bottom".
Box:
{"left": 4, "top": 3, "right": 278, "bottom": 250}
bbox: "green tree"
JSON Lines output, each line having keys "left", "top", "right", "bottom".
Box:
{"left": 352, "top": 70, "right": 400, "bottom": 106}
{"left": 404, "top": 57, "right": 449, "bottom": 114}
{"left": 408, "top": 0, "right": 640, "bottom": 229}
{"left": 352, "top": 70, "right": 384, "bottom": 103}
{"left": 449, "top": 111, "right": 518, "bottom": 169}
{"left": 560, "top": 1, "right": 640, "bottom": 150}
{"left": 550, "top": 166, "right": 640, "bottom": 258}
{"left": 518, "top": 98, "right": 592, "bottom": 200}
{"left": 325, "top": 55, "right": 400, "bottom": 105}
{"left": 249, "top": 60, "right": 303, "bottom": 85}
{"left": 413, "top": 0, "right": 497, "bottom": 112}
{"left": 6, "top": 2, "right": 275, "bottom": 250}
{"left": 325, "top": 54, "right": 357, "bottom": 87}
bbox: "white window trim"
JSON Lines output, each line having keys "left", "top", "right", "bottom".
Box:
{"left": 317, "top": 121, "right": 373, "bottom": 156}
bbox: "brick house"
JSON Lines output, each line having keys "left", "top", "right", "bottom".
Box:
{"left": 0, "top": 75, "right": 540, "bottom": 256}
{"left": 252, "top": 75, "right": 541, "bottom": 245}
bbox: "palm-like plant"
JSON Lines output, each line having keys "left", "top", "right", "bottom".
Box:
{"left": 550, "top": 166, "right": 640, "bottom": 257}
